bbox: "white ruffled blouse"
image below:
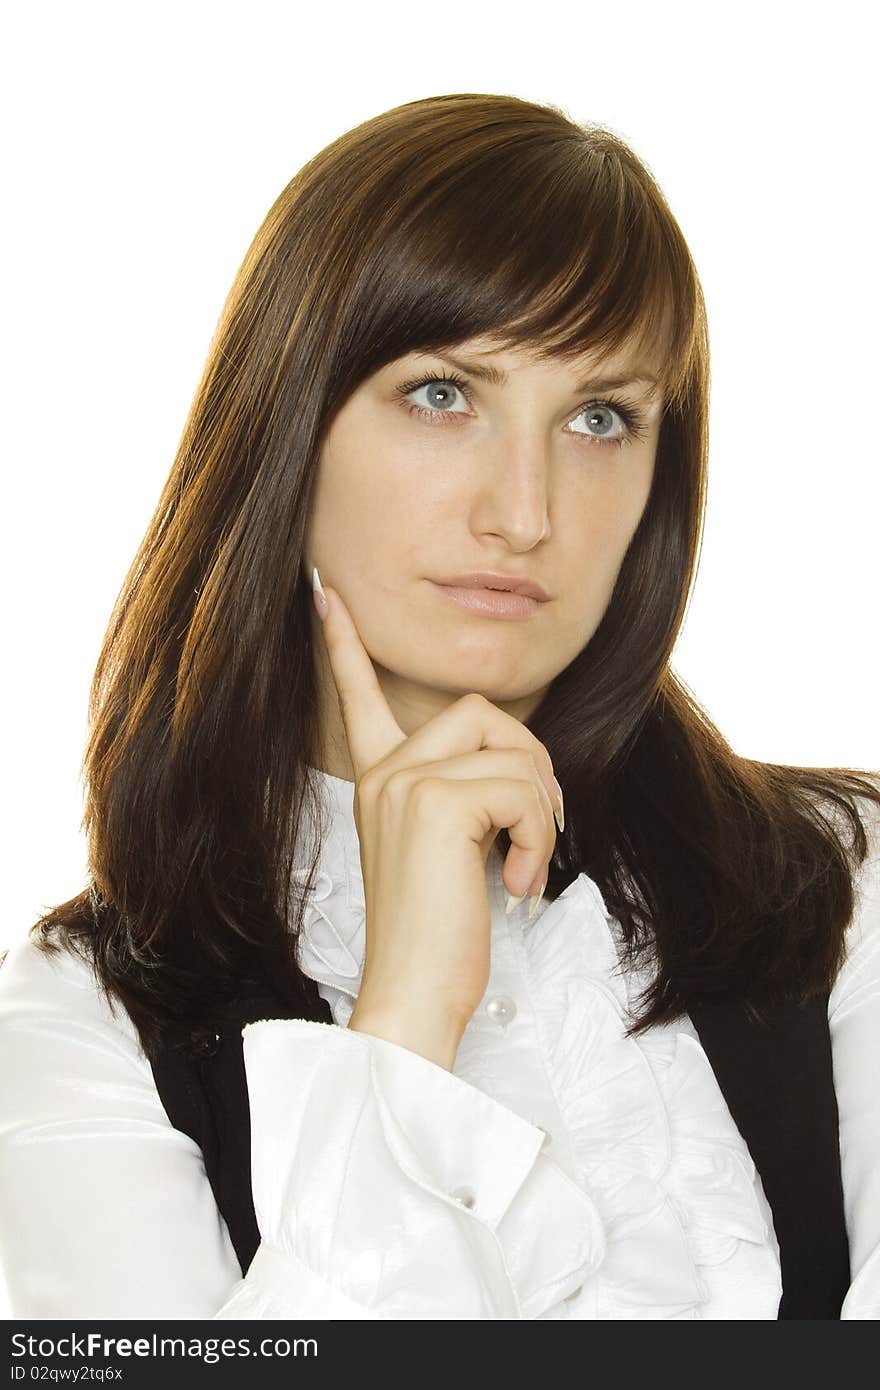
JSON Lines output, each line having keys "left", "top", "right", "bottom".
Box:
{"left": 1, "top": 768, "right": 879, "bottom": 1319}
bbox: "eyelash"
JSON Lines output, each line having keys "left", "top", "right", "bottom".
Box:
{"left": 393, "top": 370, "right": 651, "bottom": 450}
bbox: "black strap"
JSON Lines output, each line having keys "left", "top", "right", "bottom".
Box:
{"left": 688, "top": 992, "right": 850, "bottom": 1318}
{"left": 149, "top": 987, "right": 332, "bottom": 1276}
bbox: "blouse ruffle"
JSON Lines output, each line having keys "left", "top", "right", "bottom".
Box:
{"left": 503, "top": 871, "right": 782, "bottom": 1318}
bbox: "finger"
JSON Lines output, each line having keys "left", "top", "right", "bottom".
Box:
{"left": 372, "top": 690, "right": 563, "bottom": 831}
{"left": 314, "top": 571, "right": 406, "bottom": 775}
{"left": 390, "top": 748, "right": 558, "bottom": 849}
{"left": 421, "top": 775, "right": 553, "bottom": 903}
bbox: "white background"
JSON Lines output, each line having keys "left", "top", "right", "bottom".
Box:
{"left": 1, "top": 0, "right": 877, "bottom": 1314}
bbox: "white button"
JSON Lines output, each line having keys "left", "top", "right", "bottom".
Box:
{"left": 451, "top": 1186, "right": 476, "bottom": 1210}
{"left": 486, "top": 994, "right": 517, "bottom": 1027}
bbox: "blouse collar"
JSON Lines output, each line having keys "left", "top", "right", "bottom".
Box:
{"left": 290, "top": 766, "right": 367, "bottom": 995}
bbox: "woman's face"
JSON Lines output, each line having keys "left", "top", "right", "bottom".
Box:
{"left": 303, "top": 333, "right": 664, "bottom": 773}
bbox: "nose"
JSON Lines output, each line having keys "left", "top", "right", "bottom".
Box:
{"left": 470, "top": 438, "right": 552, "bottom": 549}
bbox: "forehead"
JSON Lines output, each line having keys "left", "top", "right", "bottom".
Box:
{"left": 427, "top": 331, "right": 664, "bottom": 379}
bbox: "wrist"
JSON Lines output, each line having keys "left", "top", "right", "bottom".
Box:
{"left": 347, "top": 995, "right": 465, "bottom": 1071}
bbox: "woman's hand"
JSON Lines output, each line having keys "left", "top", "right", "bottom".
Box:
{"left": 313, "top": 572, "right": 563, "bottom": 1069}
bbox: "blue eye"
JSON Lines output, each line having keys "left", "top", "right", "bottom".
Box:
{"left": 394, "top": 370, "right": 651, "bottom": 451}
{"left": 396, "top": 372, "right": 473, "bottom": 418}
{"left": 569, "top": 402, "right": 639, "bottom": 447}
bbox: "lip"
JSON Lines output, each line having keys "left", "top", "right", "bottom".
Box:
{"left": 433, "top": 572, "right": 550, "bottom": 602}
{"left": 429, "top": 580, "right": 546, "bottom": 620}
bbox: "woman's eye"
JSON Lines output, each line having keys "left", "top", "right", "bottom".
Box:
{"left": 405, "top": 377, "right": 470, "bottom": 416}
{"left": 568, "top": 403, "right": 628, "bottom": 444}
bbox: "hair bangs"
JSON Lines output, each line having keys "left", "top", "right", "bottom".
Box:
{"left": 349, "top": 122, "right": 699, "bottom": 412}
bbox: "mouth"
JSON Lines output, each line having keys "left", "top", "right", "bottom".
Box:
{"left": 428, "top": 580, "right": 546, "bottom": 621}
{"left": 432, "top": 572, "right": 551, "bottom": 602}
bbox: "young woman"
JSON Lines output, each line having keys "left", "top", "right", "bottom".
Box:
{"left": 1, "top": 92, "right": 878, "bottom": 1322}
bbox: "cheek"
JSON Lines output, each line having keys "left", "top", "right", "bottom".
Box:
{"left": 308, "top": 436, "right": 418, "bottom": 571}
{"left": 585, "top": 447, "right": 654, "bottom": 536}
{"left": 561, "top": 471, "right": 652, "bottom": 598}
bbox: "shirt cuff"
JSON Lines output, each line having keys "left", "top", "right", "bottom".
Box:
{"left": 238, "top": 1017, "right": 590, "bottom": 1317}
{"left": 242, "top": 1017, "right": 547, "bottom": 1219}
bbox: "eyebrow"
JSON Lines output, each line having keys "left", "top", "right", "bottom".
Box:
{"left": 424, "top": 351, "right": 660, "bottom": 396}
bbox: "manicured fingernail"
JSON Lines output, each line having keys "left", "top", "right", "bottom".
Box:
{"left": 528, "top": 876, "right": 547, "bottom": 920}
{"left": 505, "top": 892, "right": 526, "bottom": 914}
{"left": 552, "top": 778, "right": 565, "bottom": 833}
{"left": 312, "top": 566, "right": 328, "bottom": 621}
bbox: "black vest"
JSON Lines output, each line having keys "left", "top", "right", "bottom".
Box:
{"left": 149, "top": 985, "right": 850, "bottom": 1320}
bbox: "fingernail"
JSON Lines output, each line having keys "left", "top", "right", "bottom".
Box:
{"left": 312, "top": 566, "right": 328, "bottom": 621}
{"left": 528, "top": 876, "right": 547, "bottom": 920}
{"left": 505, "top": 892, "right": 526, "bottom": 915}
{"left": 552, "top": 777, "right": 565, "bottom": 833}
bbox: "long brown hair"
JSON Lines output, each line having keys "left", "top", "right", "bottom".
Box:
{"left": 25, "top": 92, "right": 880, "bottom": 1059}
